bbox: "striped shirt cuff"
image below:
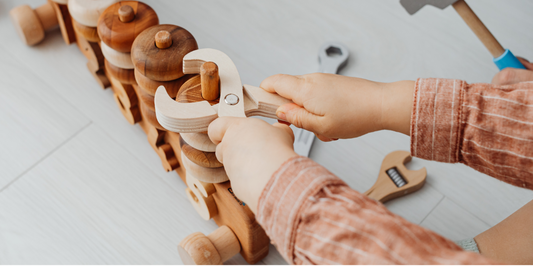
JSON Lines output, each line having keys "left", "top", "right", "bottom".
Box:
{"left": 411, "top": 78, "right": 466, "bottom": 163}
{"left": 256, "top": 156, "right": 346, "bottom": 263}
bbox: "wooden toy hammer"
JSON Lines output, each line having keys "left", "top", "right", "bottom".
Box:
{"left": 400, "top": 0, "right": 526, "bottom": 70}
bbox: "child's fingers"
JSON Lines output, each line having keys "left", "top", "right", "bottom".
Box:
{"left": 517, "top": 57, "right": 533, "bottom": 71}
{"left": 276, "top": 103, "right": 322, "bottom": 134}
{"left": 260, "top": 74, "right": 307, "bottom": 105}
{"left": 207, "top": 117, "right": 241, "bottom": 145}
{"left": 492, "top": 68, "right": 533, "bottom": 85}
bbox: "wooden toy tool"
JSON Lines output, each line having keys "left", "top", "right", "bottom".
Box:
{"left": 294, "top": 42, "right": 350, "bottom": 157}
{"left": 399, "top": 0, "right": 526, "bottom": 70}
{"left": 365, "top": 150, "right": 427, "bottom": 203}
{"left": 154, "top": 49, "right": 293, "bottom": 133}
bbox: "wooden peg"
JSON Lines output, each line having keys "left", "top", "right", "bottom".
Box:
{"left": 200, "top": 62, "right": 220, "bottom": 101}
{"left": 178, "top": 225, "right": 241, "bottom": 265}
{"left": 155, "top": 30, "right": 172, "bottom": 49}
{"left": 452, "top": 0, "right": 505, "bottom": 58}
{"left": 365, "top": 150, "right": 427, "bottom": 203}
{"left": 118, "top": 5, "right": 135, "bottom": 22}
{"left": 10, "top": 1, "right": 58, "bottom": 45}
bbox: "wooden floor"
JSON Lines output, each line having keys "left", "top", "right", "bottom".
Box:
{"left": 1, "top": 0, "right": 532, "bottom": 264}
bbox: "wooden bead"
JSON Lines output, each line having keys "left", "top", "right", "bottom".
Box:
{"left": 98, "top": 1, "right": 159, "bottom": 53}
{"left": 180, "top": 136, "right": 223, "bottom": 168}
{"left": 134, "top": 69, "right": 192, "bottom": 97}
{"left": 176, "top": 75, "right": 219, "bottom": 106}
{"left": 155, "top": 30, "right": 172, "bottom": 49}
{"left": 68, "top": 0, "right": 119, "bottom": 27}
{"left": 118, "top": 5, "right": 135, "bottom": 22}
{"left": 200, "top": 62, "right": 220, "bottom": 101}
{"left": 73, "top": 19, "right": 100, "bottom": 43}
{"left": 178, "top": 226, "right": 241, "bottom": 265}
{"left": 105, "top": 60, "right": 136, "bottom": 85}
{"left": 100, "top": 41, "right": 134, "bottom": 69}
{"left": 181, "top": 151, "right": 228, "bottom": 184}
{"left": 131, "top": 24, "right": 198, "bottom": 81}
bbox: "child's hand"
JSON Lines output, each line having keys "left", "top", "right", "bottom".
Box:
{"left": 261, "top": 73, "right": 414, "bottom": 140}
{"left": 492, "top": 57, "right": 533, "bottom": 85}
{"left": 208, "top": 117, "right": 298, "bottom": 214}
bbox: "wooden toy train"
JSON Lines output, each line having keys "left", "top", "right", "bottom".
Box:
{"left": 10, "top": 1, "right": 427, "bottom": 264}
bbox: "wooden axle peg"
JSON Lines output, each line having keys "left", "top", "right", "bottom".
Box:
{"left": 118, "top": 5, "right": 135, "bottom": 23}
{"left": 155, "top": 30, "right": 172, "bottom": 49}
{"left": 364, "top": 150, "right": 427, "bottom": 203}
{"left": 200, "top": 62, "right": 220, "bottom": 101}
{"left": 178, "top": 225, "right": 241, "bottom": 265}
{"left": 10, "top": 1, "right": 58, "bottom": 45}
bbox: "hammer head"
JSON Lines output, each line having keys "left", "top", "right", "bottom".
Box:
{"left": 400, "top": 0, "right": 458, "bottom": 15}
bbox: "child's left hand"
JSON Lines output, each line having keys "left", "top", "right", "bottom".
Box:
{"left": 208, "top": 117, "right": 298, "bottom": 214}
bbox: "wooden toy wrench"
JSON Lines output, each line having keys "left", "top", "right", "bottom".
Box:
{"left": 365, "top": 150, "right": 427, "bottom": 203}
{"left": 155, "top": 48, "right": 292, "bottom": 133}
{"left": 294, "top": 42, "right": 350, "bottom": 157}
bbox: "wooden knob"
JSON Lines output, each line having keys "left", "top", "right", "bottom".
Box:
{"left": 132, "top": 24, "right": 198, "bottom": 81}
{"left": 97, "top": 2, "right": 159, "bottom": 53}
{"left": 200, "top": 62, "right": 220, "bottom": 101}
{"left": 118, "top": 5, "right": 135, "bottom": 22}
{"left": 9, "top": 2, "right": 58, "bottom": 46}
{"left": 155, "top": 30, "right": 172, "bottom": 49}
{"left": 178, "top": 226, "right": 241, "bottom": 265}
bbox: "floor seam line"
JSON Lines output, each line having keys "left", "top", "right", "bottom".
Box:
{"left": 0, "top": 121, "right": 93, "bottom": 193}
{"left": 419, "top": 194, "right": 446, "bottom": 225}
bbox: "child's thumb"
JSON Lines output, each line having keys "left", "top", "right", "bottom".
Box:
{"left": 276, "top": 103, "right": 320, "bottom": 132}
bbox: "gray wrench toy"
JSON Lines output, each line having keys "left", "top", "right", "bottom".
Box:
{"left": 293, "top": 42, "right": 350, "bottom": 157}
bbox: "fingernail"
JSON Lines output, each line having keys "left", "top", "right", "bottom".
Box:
{"left": 332, "top": 138, "right": 339, "bottom": 141}
{"left": 277, "top": 110, "right": 287, "bottom": 121}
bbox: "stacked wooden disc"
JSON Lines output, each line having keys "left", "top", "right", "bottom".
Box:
{"left": 68, "top": 0, "right": 120, "bottom": 89}
{"left": 97, "top": 1, "right": 159, "bottom": 125}
{"left": 130, "top": 24, "right": 198, "bottom": 173}
{"left": 174, "top": 71, "right": 230, "bottom": 184}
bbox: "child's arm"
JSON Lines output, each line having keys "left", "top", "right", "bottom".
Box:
{"left": 261, "top": 62, "right": 533, "bottom": 190}
{"left": 208, "top": 117, "right": 496, "bottom": 264}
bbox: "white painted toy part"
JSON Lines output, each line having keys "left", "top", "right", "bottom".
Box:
{"left": 180, "top": 133, "right": 217, "bottom": 152}
{"left": 183, "top": 49, "right": 245, "bottom": 118}
{"left": 181, "top": 151, "right": 228, "bottom": 184}
{"left": 100, "top": 41, "right": 134, "bottom": 69}
{"left": 68, "top": 0, "right": 119, "bottom": 27}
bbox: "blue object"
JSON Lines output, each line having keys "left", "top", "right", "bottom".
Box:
{"left": 493, "top": 49, "right": 526, "bottom": 70}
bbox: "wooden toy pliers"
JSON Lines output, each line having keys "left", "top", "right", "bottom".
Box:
{"left": 154, "top": 49, "right": 291, "bottom": 133}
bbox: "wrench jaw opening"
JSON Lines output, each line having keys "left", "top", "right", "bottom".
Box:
{"left": 318, "top": 42, "right": 350, "bottom": 74}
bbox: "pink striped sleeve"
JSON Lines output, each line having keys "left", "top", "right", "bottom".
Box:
{"left": 257, "top": 157, "right": 496, "bottom": 264}
{"left": 411, "top": 78, "right": 533, "bottom": 189}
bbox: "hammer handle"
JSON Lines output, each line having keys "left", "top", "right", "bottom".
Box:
{"left": 452, "top": 0, "right": 505, "bottom": 58}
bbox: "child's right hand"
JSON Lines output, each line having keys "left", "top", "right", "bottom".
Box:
{"left": 260, "top": 73, "right": 415, "bottom": 141}
{"left": 492, "top": 57, "right": 533, "bottom": 85}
